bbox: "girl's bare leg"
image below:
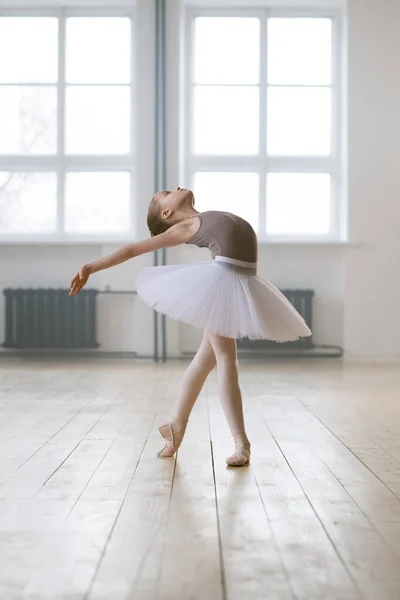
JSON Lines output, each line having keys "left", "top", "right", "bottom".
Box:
{"left": 158, "top": 331, "right": 216, "bottom": 457}
{"left": 207, "top": 333, "right": 250, "bottom": 466}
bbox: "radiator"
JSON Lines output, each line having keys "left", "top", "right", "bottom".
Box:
{"left": 3, "top": 288, "right": 99, "bottom": 349}
{"left": 237, "top": 289, "right": 314, "bottom": 351}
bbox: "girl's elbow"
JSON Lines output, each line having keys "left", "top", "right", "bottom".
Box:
{"left": 126, "top": 244, "right": 137, "bottom": 259}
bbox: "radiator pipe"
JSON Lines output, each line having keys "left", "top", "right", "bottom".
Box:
{"left": 153, "top": 0, "right": 158, "bottom": 362}
{"left": 151, "top": 0, "right": 168, "bottom": 363}
{"left": 154, "top": 0, "right": 168, "bottom": 363}
{"left": 160, "top": 0, "right": 167, "bottom": 363}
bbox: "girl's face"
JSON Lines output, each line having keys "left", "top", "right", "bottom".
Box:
{"left": 154, "top": 187, "right": 194, "bottom": 214}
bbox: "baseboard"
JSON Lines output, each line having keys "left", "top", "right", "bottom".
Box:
{"left": 344, "top": 353, "right": 400, "bottom": 364}
{"left": 0, "top": 349, "right": 138, "bottom": 360}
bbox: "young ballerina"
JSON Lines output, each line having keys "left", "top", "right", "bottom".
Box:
{"left": 70, "top": 187, "right": 311, "bottom": 466}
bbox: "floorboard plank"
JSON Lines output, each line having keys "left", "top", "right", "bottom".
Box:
{"left": 0, "top": 359, "right": 399, "bottom": 599}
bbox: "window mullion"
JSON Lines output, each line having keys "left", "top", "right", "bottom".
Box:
{"left": 129, "top": 14, "right": 136, "bottom": 234}
{"left": 259, "top": 11, "right": 268, "bottom": 237}
{"left": 57, "top": 9, "right": 66, "bottom": 236}
{"left": 186, "top": 13, "right": 195, "bottom": 189}
{"left": 330, "top": 14, "right": 341, "bottom": 239}
{"left": 268, "top": 156, "right": 335, "bottom": 171}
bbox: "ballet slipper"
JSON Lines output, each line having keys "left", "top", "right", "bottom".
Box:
{"left": 226, "top": 443, "right": 251, "bottom": 467}
{"left": 157, "top": 422, "right": 185, "bottom": 458}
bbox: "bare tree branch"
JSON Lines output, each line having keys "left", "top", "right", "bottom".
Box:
{"left": 0, "top": 89, "right": 54, "bottom": 229}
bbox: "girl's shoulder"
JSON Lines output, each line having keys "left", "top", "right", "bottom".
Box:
{"left": 196, "top": 210, "right": 232, "bottom": 219}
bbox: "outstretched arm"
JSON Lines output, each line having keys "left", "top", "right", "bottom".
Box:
{"left": 69, "top": 220, "right": 193, "bottom": 296}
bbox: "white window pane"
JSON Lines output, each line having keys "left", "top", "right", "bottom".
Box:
{"left": 65, "top": 172, "right": 131, "bottom": 233}
{"left": 267, "top": 87, "right": 331, "bottom": 156}
{"left": 194, "top": 86, "right": 259, "bottom": 155}
{"left": 0, "top": 172, "right": 57, "bottom": 233}
{"left": 0, "top": 17, "right": 58, "bottom": 83}
{"left": 0, "top": 87, "right": 57, "bottom": 155}
{"left": 267, "top": 173, "right": 331, "bottom": 235}
{"left": 194, "top": 172, "right": 259, "bottom": 231}
{"left": 66, "top": 87, "right": 130, "bottom": 155}
{"left": 66, "top": 18, "right": 131, "bottom": 84}
{"left": 268, "top": 18, "right": 332, "bottom": 85}
{"left": 195, "top": 17, "right": 259, "bottom": 84}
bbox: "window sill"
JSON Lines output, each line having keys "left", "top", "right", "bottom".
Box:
{"left": 258, "top": 239, "right": 359, "bottom": 248}
{"left": 0, "top": 236, "right": 359, "bottom": 248}
{"left": 0, "top": 236, "right": 136, "bottom": 246}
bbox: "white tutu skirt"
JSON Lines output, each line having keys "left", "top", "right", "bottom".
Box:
{"left": 137, "top": 256, "right": 312, "bottom": 342}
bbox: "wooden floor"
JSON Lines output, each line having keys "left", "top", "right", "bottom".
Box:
{"left": 1, "top": 359, "right": 400, "bottom": 600}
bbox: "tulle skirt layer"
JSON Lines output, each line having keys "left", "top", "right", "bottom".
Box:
{"left": 136, "top": 256, "right": 312, "bottom": 342}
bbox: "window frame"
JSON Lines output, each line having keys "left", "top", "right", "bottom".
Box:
{"left": 184, "top": 6, "right": 344, "bottom": 243}
{"left": 0, "top": 5, "right": 136, "bottom": 244}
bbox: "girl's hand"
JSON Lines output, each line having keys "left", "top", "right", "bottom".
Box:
{"left": 69, "top": 265, "right": 90, "bottom": 296}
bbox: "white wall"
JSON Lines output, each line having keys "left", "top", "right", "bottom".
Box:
{"left": 0, "top": 0, "right": 399, "bottom": 361}
{"left": 0, "top": 0, "right": 155, "bottom": 357}
{"left": 344, "top": 0, "right": 400, "bottom": 361}
{"left": 184, "top": 0, "right": 345, "bottom": 6}
{"left": 178, "top": 0, "right": 400, "bottom": 361}
{"left": 0, "top": 245, "right": 155, "bottom": 355}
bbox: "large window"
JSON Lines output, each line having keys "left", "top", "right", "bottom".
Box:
{"left": 0, "top": 10, "right": 134, "bottom": 240}
{"left": 186, "top": 10, "right": 342, "bottom": 240}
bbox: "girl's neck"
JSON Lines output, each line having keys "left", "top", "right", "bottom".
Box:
{"left": 178, "top": 207, "right": 199, "bottom": 221}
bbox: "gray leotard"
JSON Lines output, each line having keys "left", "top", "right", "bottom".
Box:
{"left": 186, "top": 211, "right": 258, "bottom": 263}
